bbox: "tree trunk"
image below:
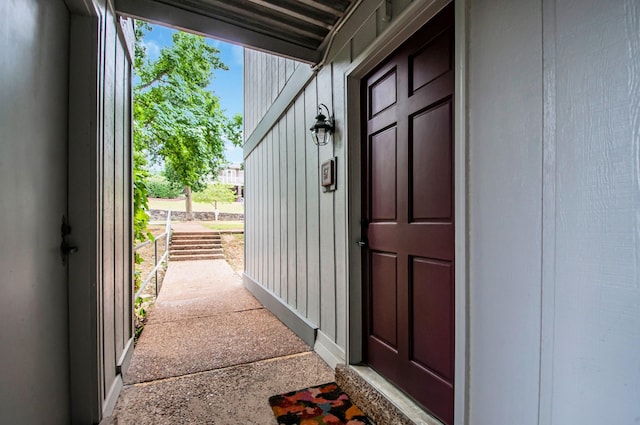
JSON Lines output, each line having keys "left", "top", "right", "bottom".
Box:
{"left": 185, "top": 186, "right": 193, "bottom": 221}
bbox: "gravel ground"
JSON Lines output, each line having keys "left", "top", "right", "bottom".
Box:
{"left": 221, "top": 233, "right": 244, "bottom": 272}
{"left": 136, "top": 225, "right": 169, "bottom": 298}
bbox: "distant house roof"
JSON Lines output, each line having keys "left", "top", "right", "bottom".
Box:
{"left": 115, "top": 0, "right": 355, "bottom": 63}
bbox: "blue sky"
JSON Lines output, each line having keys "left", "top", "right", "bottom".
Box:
{"left": 140, "top": 23, "right": 244, "bottom": 164}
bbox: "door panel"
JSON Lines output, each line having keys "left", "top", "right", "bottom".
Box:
{"left": 369, "top": 68, "right": 398, "bottom": 117}
{"left": 410, "top": 102, "right": 452, "bottom": 220}
{"left": 67, "top": 8, "right": 135, "bottom": 421}
{"left": 370, "top": 127, "right": 398, "bottom": 220}
{"left": 411, "top": 258, "right": 453, "bottom": 381}
{"left": 410, "top": 31, "right": 452, "bottom": 93}
{"left": 370, "top": 252, "right": 398, "bottom": 349}
{"left": 363, "top": 4, "right": 454, "bottom": 424}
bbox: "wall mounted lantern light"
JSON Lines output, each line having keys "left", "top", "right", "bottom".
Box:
{"left": 309, "top": 103, "right": 334, "bottom": 146}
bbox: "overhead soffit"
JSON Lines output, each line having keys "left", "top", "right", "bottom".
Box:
{"left": 115, "top": 0, "right": 355, "bottom": 63}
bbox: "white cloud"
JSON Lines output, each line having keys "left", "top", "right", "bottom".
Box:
{"left": 143, "top": 40, "right": 161, "bottom": 60}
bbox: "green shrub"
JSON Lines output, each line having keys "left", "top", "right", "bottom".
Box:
{"left": 146, "top": 175, "right": 183, "bottom": 199}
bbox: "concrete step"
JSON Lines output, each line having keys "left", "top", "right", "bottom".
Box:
{"left": 170, "top": 244, "right": 222, "bottom": 251}
{"left": 335, "top": 365, "right": 417, "bottom": 425}
{"left": 169, "top": 230, "right": 225, "bottom": 261}
{"left": 171, "top": 231, "right": 221, "bottom": 237}
{"left": 170, "top": 253, "right": 225, "bottom": 261}
{"left": 171, "top": 230, "right": 221, "bottom": 234}
{"left": 169, "top": 248, "right": 223, "bottom": 256}
{"left": 171, "top": 238, "right": 220, "bottom": 245}
{"left": 172, "top": 234, "right": 221, "bottom": 240}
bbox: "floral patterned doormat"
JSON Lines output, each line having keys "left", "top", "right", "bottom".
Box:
{"left": 268, "top": 382, "right": 373, "bottom": 425}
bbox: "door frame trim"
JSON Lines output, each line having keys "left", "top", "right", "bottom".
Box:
{"left": 344, "top": 0, "right": 468, "bottom": 423}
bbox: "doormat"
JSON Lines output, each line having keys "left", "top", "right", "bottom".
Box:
{"left": 268, "top": 382, "right": 373, "bottom": 425}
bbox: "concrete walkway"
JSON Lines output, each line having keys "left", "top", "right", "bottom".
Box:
{"left": 107, "top": 259, "right": 333, "bottom": 424}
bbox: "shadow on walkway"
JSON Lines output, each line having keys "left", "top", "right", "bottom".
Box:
{"left": 108, "top": 259, "right": 333, "bottom": 424}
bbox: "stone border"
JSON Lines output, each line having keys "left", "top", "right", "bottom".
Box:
{"left": 148, "top": 209, "right": 244, "bottom": 221}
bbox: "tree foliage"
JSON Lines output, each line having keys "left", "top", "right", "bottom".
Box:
{"left": 146, "top": 173, "right": 183, "bottom": 199}
{"left": 193, "top": 183, "right": 237, "bottom": 209}
{"left": 133, "top": 22, "right": 242, "bottom": 219}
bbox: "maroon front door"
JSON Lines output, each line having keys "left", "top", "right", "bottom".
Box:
{"left": 363, "top": 4, "right": 454, "bottom": 424}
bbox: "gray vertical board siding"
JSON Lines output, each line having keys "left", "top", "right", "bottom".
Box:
{"left": 261, "top": 140, "right": 266, "bottom": 287}
{"left": 332, "top": 45, "right": 350, "bottom": 349}
{"left": 351, "top": 13, "right": 377, "bottom": 60}
{"left": 286, "top": 107, "right": 297, "bottom": 306}
{"left": 267, "top": 131, "right": 274, "bottom": 292}
{"left": 325, "top": 0, "right": 379, "bottom": 62}
{"left": 272, "top": 127, "right": 280, "bottom": 296}
{"left": 244, "top": 156, "right": 251, "bottom": 279}
{"left": 279, "top": 115, "right": 289, "bottom": 302}
{"left": 253, "top": 50, "right": 258, "bottom": 134}
{"left": 246, "top": 155, "right": 253, "bottom": 277}
{"left": 317, "top": 65, "right": 337, "bottom": 340}
{"left": 549, "top": 0, "right": 640, "bottom": 423}
{"left": 374, "top": 0, "right": 415, "bottom": 37}
{"left": 0, "top": 1, "right": 71, "bottom": 422}
{"left": 261, "top": 53, "right": 268, "bottom": 126}
{"left": 246, "top": 155, "right": 252, "bottom": 276}
{"left": 266, "top": 131, "right": 271, "bottom": 293}
{"left": 114, "top": 38, "right": 125, "bottom": 358}
{"left": 286, "top": 59, "right": 295, "bottom": 83}
{"left": 252, "top": 153, "right": 258, "bottom": 278}
{"left": 241, "top": 0, "right": 455, "bottom": 355}
{"left": 260, "top": 141, "right": 267, "bottom": 287}
{"left": 256, "top": 144, "right": 261, "bottom": 283}
{"left": 253, "top": 151, "right": 258, "bottom": 279}
{"left": 102, "top": 5, "right": 117, "bottom": 398}
{"left": 274, "top": 120, "right": 283, "bottom": 299}
{"left": 271, "top": 55, "right": 278, "bottom": 104}
{"left": 295, "top": 95, "right": 308, "bottom": 316}
{"left": 252, "top": 152, "right": 260, "bottom": 279}
{"left": 468, "top": 0, "right": 543, "bottom": 423}
{"left": 252, "top": 153, "right": 258, "bottom": 279}
{"left": 278, "top": 58, "right": 287, "bottom": 93}
{"left": 255, "top": 145, "right": 261, "bottom": 282}
{"left": 243, "top": 49, "right": 248, "bottom": 134}
{"left": 305, "top": 79, "right": 321, "bottom": 325}
{"left": 254, "top": 146, "right": 260, "bottom": 282}
{"left": 244, "top": 49, "right": 252, "bottom": 136}
{"left": 375, "top": 2, "right": 392, "bottom": 37}
{"left": 251, "top": 51, "right": 259, "bottom": 136}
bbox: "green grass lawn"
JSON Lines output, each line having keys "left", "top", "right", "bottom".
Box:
{"left": 201, "top": 221, "right": 245, "bottom": 231}
{"left": 148, "top": 197, "right": 244, "bottom": 213}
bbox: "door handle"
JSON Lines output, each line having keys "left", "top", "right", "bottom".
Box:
{"left": 60, "top": 215, "right": 78, "bottom": 265}
{"left": 356, "top": 240, "right": 366, "bottom": 247}
{"left": 61, "top": 240, "right": 79, "bottom": 255}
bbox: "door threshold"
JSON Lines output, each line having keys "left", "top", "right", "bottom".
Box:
{"left": 336, "top": 364, "right": 444, "bottom": 425}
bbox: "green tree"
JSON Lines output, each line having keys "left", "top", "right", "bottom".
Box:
{"left": 193, "top": 183, "right": 237, "bottom": 220}
{"left": 134, "top": 23, "right": 242, "bottom": 219}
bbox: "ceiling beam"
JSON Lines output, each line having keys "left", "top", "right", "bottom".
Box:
{"left": 114, "top": 0, "right": 321, "bottom": 63}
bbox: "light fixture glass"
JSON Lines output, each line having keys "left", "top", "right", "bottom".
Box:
{"left": 309, "top": 103, "right": 334, "bottom": 146}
